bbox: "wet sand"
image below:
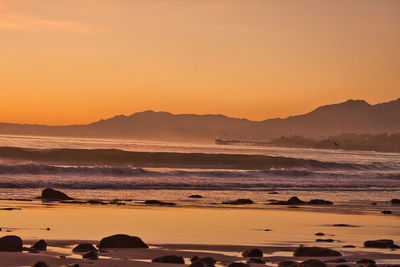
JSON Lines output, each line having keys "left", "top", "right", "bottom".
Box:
{"left": 0, "top": 199, "right": 400, "bottom": 266}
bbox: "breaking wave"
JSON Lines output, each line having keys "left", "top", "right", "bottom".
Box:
{"left": 0, "top": 146, "right": 384, "bottom": 170}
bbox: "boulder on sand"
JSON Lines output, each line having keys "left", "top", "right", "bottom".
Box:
{"left": 32, "top": 262, "right": 50, "bottom": 267}
{"left": 293, "top": 246, "right": 342, "bottom": 257}
{"left": 72, "top": 243, "right": 97, "bottom": 253}
{"left": 228, "top": 263, "right": 249, "bottom": 267}
{"left": 152, "top": 255, "right": 185, "bottom": 264}
{"left": 41, "top": 188, "right": 72, "bottom": 200}
{"left": 363, "top": 239, "right": 394, "bottom": 248}
{"left": 0, "top": 235, "right": 23, "bottom": 252}
{"left": 31, "top": 239, "right": 47, "bottom": 251}
{"left": 299, "top": 259, "right": 327, "bottom": 267}
{"left": 242, "top": 248, "right": 263, "bottom": 257}
{"left": 99, "top": 234, "right": 148, "bottom": 249}
{"left": 222, "top": 199, "right": 253, "bottom": 205}
{"left": 278, "top": 261, "right": 298, "bottom": 267}
{"left": 83, "top": 250, "right": 98, "bottom": 260}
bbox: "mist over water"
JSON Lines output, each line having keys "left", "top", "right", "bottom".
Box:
{"left": 0, "top": 135, "right": 399, "bottom": 202}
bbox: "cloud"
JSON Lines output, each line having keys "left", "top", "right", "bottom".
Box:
{"left": 0, "top": 13, "right": 105, "bottom": 33}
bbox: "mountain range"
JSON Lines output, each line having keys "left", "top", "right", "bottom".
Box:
{"left": 0, "top": 98, "right": 399, "bottom": 143}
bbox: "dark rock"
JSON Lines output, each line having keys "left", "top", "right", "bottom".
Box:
{"left": 222, "top": 199, "right": 254, "bottom": 205}
{"left": 0, "top": 235, "right": 23, "bottom": 252}
{"left": 382, "top": 210, "right": 392, "bottom": 214}
{"left": 247, "top": 258, "right": 266, "bottom": 264}
{"left": 198, "top": 257, "right": 216, "bottom": 266}
{"left": 272, "top": 196, "right": 305, "bottom": 205}
{"left": 88, "top": 200, "right": 107, "bottom": 205}
{"left": 278, "top": 261, "right": 299, "bottom": 267}
{"left": 389, "top": 244, "right": 400, "bottom": 248}
{"left": 152, "top": 255, "right": 185, "bottom": 264}
{"left": 144, "top": 200, "right": 176, "bottom": 206}
{"left": 228, "top": 263, "right": 249, "bottom": 267}
{"left": 391, "top": 199, "right": 400, "bottom": 204}
{"left": 32, "top": 262, "right": 50, "bottom": 267}
{"left": 332, "top": 224, "right": 358, "bottom": 227}
{"left": 67, "top": 264, "right": 80, "bottom": 267}
{"left": 293, "top": 246, "right": 342, "bottom": 257}
{"left": 357, "top": 259, "right": 375, "bottom": 264}
{"left": 99, "top": 234, "right": 148, "bottom": 248}
{"left": 190, "top": 261, "right": 208, "bottom": 267}
{"left": 316, "top": 239, "right": 334, "bottom": 242}
{"left": 315, "top": 233, "right": 325, "bottom": 236}
{"left": 0, "top": 207, "right": 21, "bottom": 210}
{"left": 268, "top": 191, "right": 279, "bottom": 194}
{"left": 32, "top": 239, "right": 47, "bottom": 251}
{"left": 364, "top": 239, "right": 394, "bottom": 248}
{"left": 72, "top": 243, "right": 97, "bottom": 253}
{"left": 242, "top": 248, "right": 263, "bottom": 257}
{"left": 324, "top": 259, "right": 347, "bottom": 263}
{"left": 335, "top": 265, "right": 351, "bottom": 267}
{"left": 264, "top": 229, "right": 272, "bottom": 231}
{"left": 41, "top": 188, "right": 72, "bottom": 200}
{"left": 298, "top": 259, "right": 327, "bottom": 267}
{"left": 342, "top": 245, "right": 355, "bottom": 248}
{"left": 189, "top": 195, "right": 203, "bottom": 198}
{"left": 189, "top": 257, "right": 216, "bottom": 267}
{"left": 83, "top": 250, "right": 98, "bottom": 260}
{"left": 308, "top": 199, "right": 333, "bottom": 205}
{"left": 191, "top": 256, "right": 200, "bottom": 263}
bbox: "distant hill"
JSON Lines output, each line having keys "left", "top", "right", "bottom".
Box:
{"left": 0, "top": 98, "right": 399, "bottom": 143}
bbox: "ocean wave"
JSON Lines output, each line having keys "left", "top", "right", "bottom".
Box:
{"left": 0, "top": 146, "right": 381, "bottom": 170}
{"left": 0, "top": 181, "right": 399, "bottom": 190}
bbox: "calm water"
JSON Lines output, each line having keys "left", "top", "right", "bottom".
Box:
{"left": 0, "top": 135, "right": 399, "bottom": 202}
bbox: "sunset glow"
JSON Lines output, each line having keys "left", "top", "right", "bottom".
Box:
{"left": 1, "top": 0, "right": 399, "bottom": 125}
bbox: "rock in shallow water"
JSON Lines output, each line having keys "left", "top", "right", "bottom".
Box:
{"left": 0, "top": 235, "right": 23, "bottom": 252}
{"left": 41, "top": 188, "right": 72, "bottom": 200}
{"left": 189, "top": 195, "right": 203, "bottom": 198}
{"left": 222, "top": 199, "right": 254, "bottom": 205}
{"left": 391, "top": 199, "right": 400, "bottom": 204}
{"left": 144, "top": 200, "right": 176, "bottom": 206}
{"left": 99, "top": 234, "right": 148, "bottom": 249}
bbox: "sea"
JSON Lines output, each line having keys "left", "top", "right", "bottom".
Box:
{"left": 0, "top": 134, "right": 399, "bottom": 204}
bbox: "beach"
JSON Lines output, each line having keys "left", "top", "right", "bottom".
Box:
{"left": 0, "top": 195, "right": 400, "bottom": 266}
{"left": 0, "top": 135, "right": 399, "bottom": 266}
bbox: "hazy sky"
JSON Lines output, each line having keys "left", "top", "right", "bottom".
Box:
{"left": 1, "top": 0, "right": 399, "bottom": 125}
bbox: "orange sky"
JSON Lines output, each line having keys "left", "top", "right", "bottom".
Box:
{"left": 0, "top": 0, "right": 399, "bottom": 125}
